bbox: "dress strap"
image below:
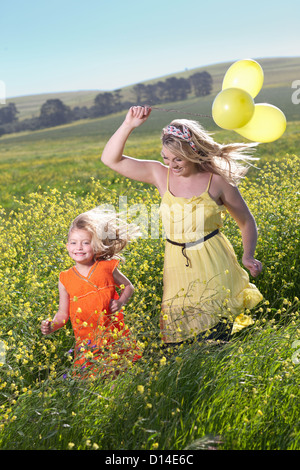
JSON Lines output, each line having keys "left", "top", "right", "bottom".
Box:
{"left": 167, "top": 169, "right": 212, "bottom": 194}
{"left": 167, "top": 167, "right": 170, "bottom": 190}
{"left": 206, "top": 173, "right": 213, "bottom": 192}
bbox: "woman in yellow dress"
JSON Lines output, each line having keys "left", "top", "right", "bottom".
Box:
{"left": 101, "top": 106, "right": 263, "bottom": 345}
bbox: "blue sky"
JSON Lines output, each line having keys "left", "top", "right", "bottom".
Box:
{"left": 1, "top": 0, "right": 299, "bottom": 98}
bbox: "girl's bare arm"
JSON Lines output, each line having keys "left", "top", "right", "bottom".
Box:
{"left": 110, "top": 269, "right": 134, "bottom": 313}
{"left": 41, "top": 281, "right": 70, "bottom": 334}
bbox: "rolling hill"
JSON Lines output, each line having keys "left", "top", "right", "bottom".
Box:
{"left": 6, "top": 57, "right": 300, "bottom": 122}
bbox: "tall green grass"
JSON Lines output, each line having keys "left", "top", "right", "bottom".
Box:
{"left": 1, "top": 314, "right": 299, "bottom": 450}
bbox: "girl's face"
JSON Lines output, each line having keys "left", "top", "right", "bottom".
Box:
{"left": 161, "top": 146, "right": 197, "bottom": 177}
{"left": 67, "top": 229, "right": 95, "bottom": 266}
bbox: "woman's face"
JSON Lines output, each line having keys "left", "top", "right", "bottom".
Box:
{"left": 161, "top": 146, "right": 197, "bottom": 177}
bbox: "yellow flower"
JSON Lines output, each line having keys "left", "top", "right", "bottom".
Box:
{"left": 160, "top": 356, "right": 167, "bottom": 366}
{"left": 84, "top": 351, "right": 94, "bottom": 359}
{"left": 137, "top": 385, "right": 144, "bottom": 394}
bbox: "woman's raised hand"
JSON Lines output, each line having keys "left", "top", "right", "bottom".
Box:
{"left": 124, "top": 106, "right": 151, "bottom": 128}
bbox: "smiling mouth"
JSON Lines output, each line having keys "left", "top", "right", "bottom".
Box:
{"left": 172, "top": 168, "right": 183, "bottom": 173}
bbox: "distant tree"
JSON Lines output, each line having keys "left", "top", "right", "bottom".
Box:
{"left": 132, "top": 83, "right": 159, "bottom": 105}
{"left": 39, "top": 99, "right": 72, "bottom": 127}
{"left": 71, "top": 106, "right": 90, "bottom": 120}
{"left": 189, "top": 72, "right": 213, "bottom": 96}
{"left": 93, "top": 92, "right": 116, "bottom": 116}
{"left": 164, "top": 77, "right": 178, "bottom": 101}
{"left": 154, "top": 81, "right": 168, "bottom": 103}
{"left": 142, "top": 84, "right": 158, "bottom": 105}
{"left": 0, "top": 103, "right": 19, "bottom": 125}
{"left": 176, "top": 78, "right": 191, "bottom": 99}
{"left": 4, "top": 116, "right": 42, "bottom": 134}
{"left": 112, "top": 89, "right": 123, "bottom": 110}
{"left": 163, "top": 77, "right": 190, "bottom": 102}
{"left": 19, "top": 117, "right": 42, "bottom": 131}
{"left": 132, "top": 84, "right": 147, "bottom": 103}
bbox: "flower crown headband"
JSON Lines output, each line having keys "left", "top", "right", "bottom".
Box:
{"left": 163, "top": 125, "right": 197, "bottom": 152}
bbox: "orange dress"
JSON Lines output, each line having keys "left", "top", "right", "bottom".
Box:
{"left": 59, "top": 259, "right": 141, "bottom": 376}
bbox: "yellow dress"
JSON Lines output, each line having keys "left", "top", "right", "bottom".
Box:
{"left": 159, "top": 171, "right": 263, "bottom": 343}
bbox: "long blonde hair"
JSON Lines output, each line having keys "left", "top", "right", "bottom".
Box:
{"left": 68, "top": 208, "right": 140, "bottom": 261}
{"left": 161, "top": 119, "right": 258, "bottom": 185}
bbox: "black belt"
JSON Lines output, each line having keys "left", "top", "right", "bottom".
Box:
{"left": 166, "top": 229, "right": 219, "bottom": 267}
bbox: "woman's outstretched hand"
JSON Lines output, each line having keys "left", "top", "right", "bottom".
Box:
{"left": 242, "top": 255, "right": 262, "bottom": 277}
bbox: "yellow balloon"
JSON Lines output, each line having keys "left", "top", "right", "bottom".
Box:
{"left": 235, "top": 103, "right": 287, "bottom": 143}
{"left": 212, "top": 88, "right": 255, "bottom": 130}
{"left": 222, "top": 59, "right": 264, "bottom": 98}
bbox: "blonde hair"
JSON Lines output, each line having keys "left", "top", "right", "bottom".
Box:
{"left": 68, "top": 208, "right": 140, "bottom": 261}
{"left": 162, "top": 119, "right": 258, "bottom": 185}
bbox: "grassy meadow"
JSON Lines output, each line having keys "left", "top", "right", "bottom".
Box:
{"left": 0, "top": 64, "right": 300, "bottom": 450}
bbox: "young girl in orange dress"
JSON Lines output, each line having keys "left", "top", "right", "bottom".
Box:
{"left": 41, "top": 208, "right": 141, "bottom": 377}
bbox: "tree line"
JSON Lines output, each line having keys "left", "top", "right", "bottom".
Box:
{"left": 0, "top": 71, "right": 212, "bottom": 137}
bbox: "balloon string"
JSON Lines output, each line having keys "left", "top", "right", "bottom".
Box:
{"left": 150, "top": 105, "right": 213, "bottom": 119}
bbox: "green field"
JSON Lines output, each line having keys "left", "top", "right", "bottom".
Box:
{"left": 0, "top": 58, "right": 300, "bottom": 450}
